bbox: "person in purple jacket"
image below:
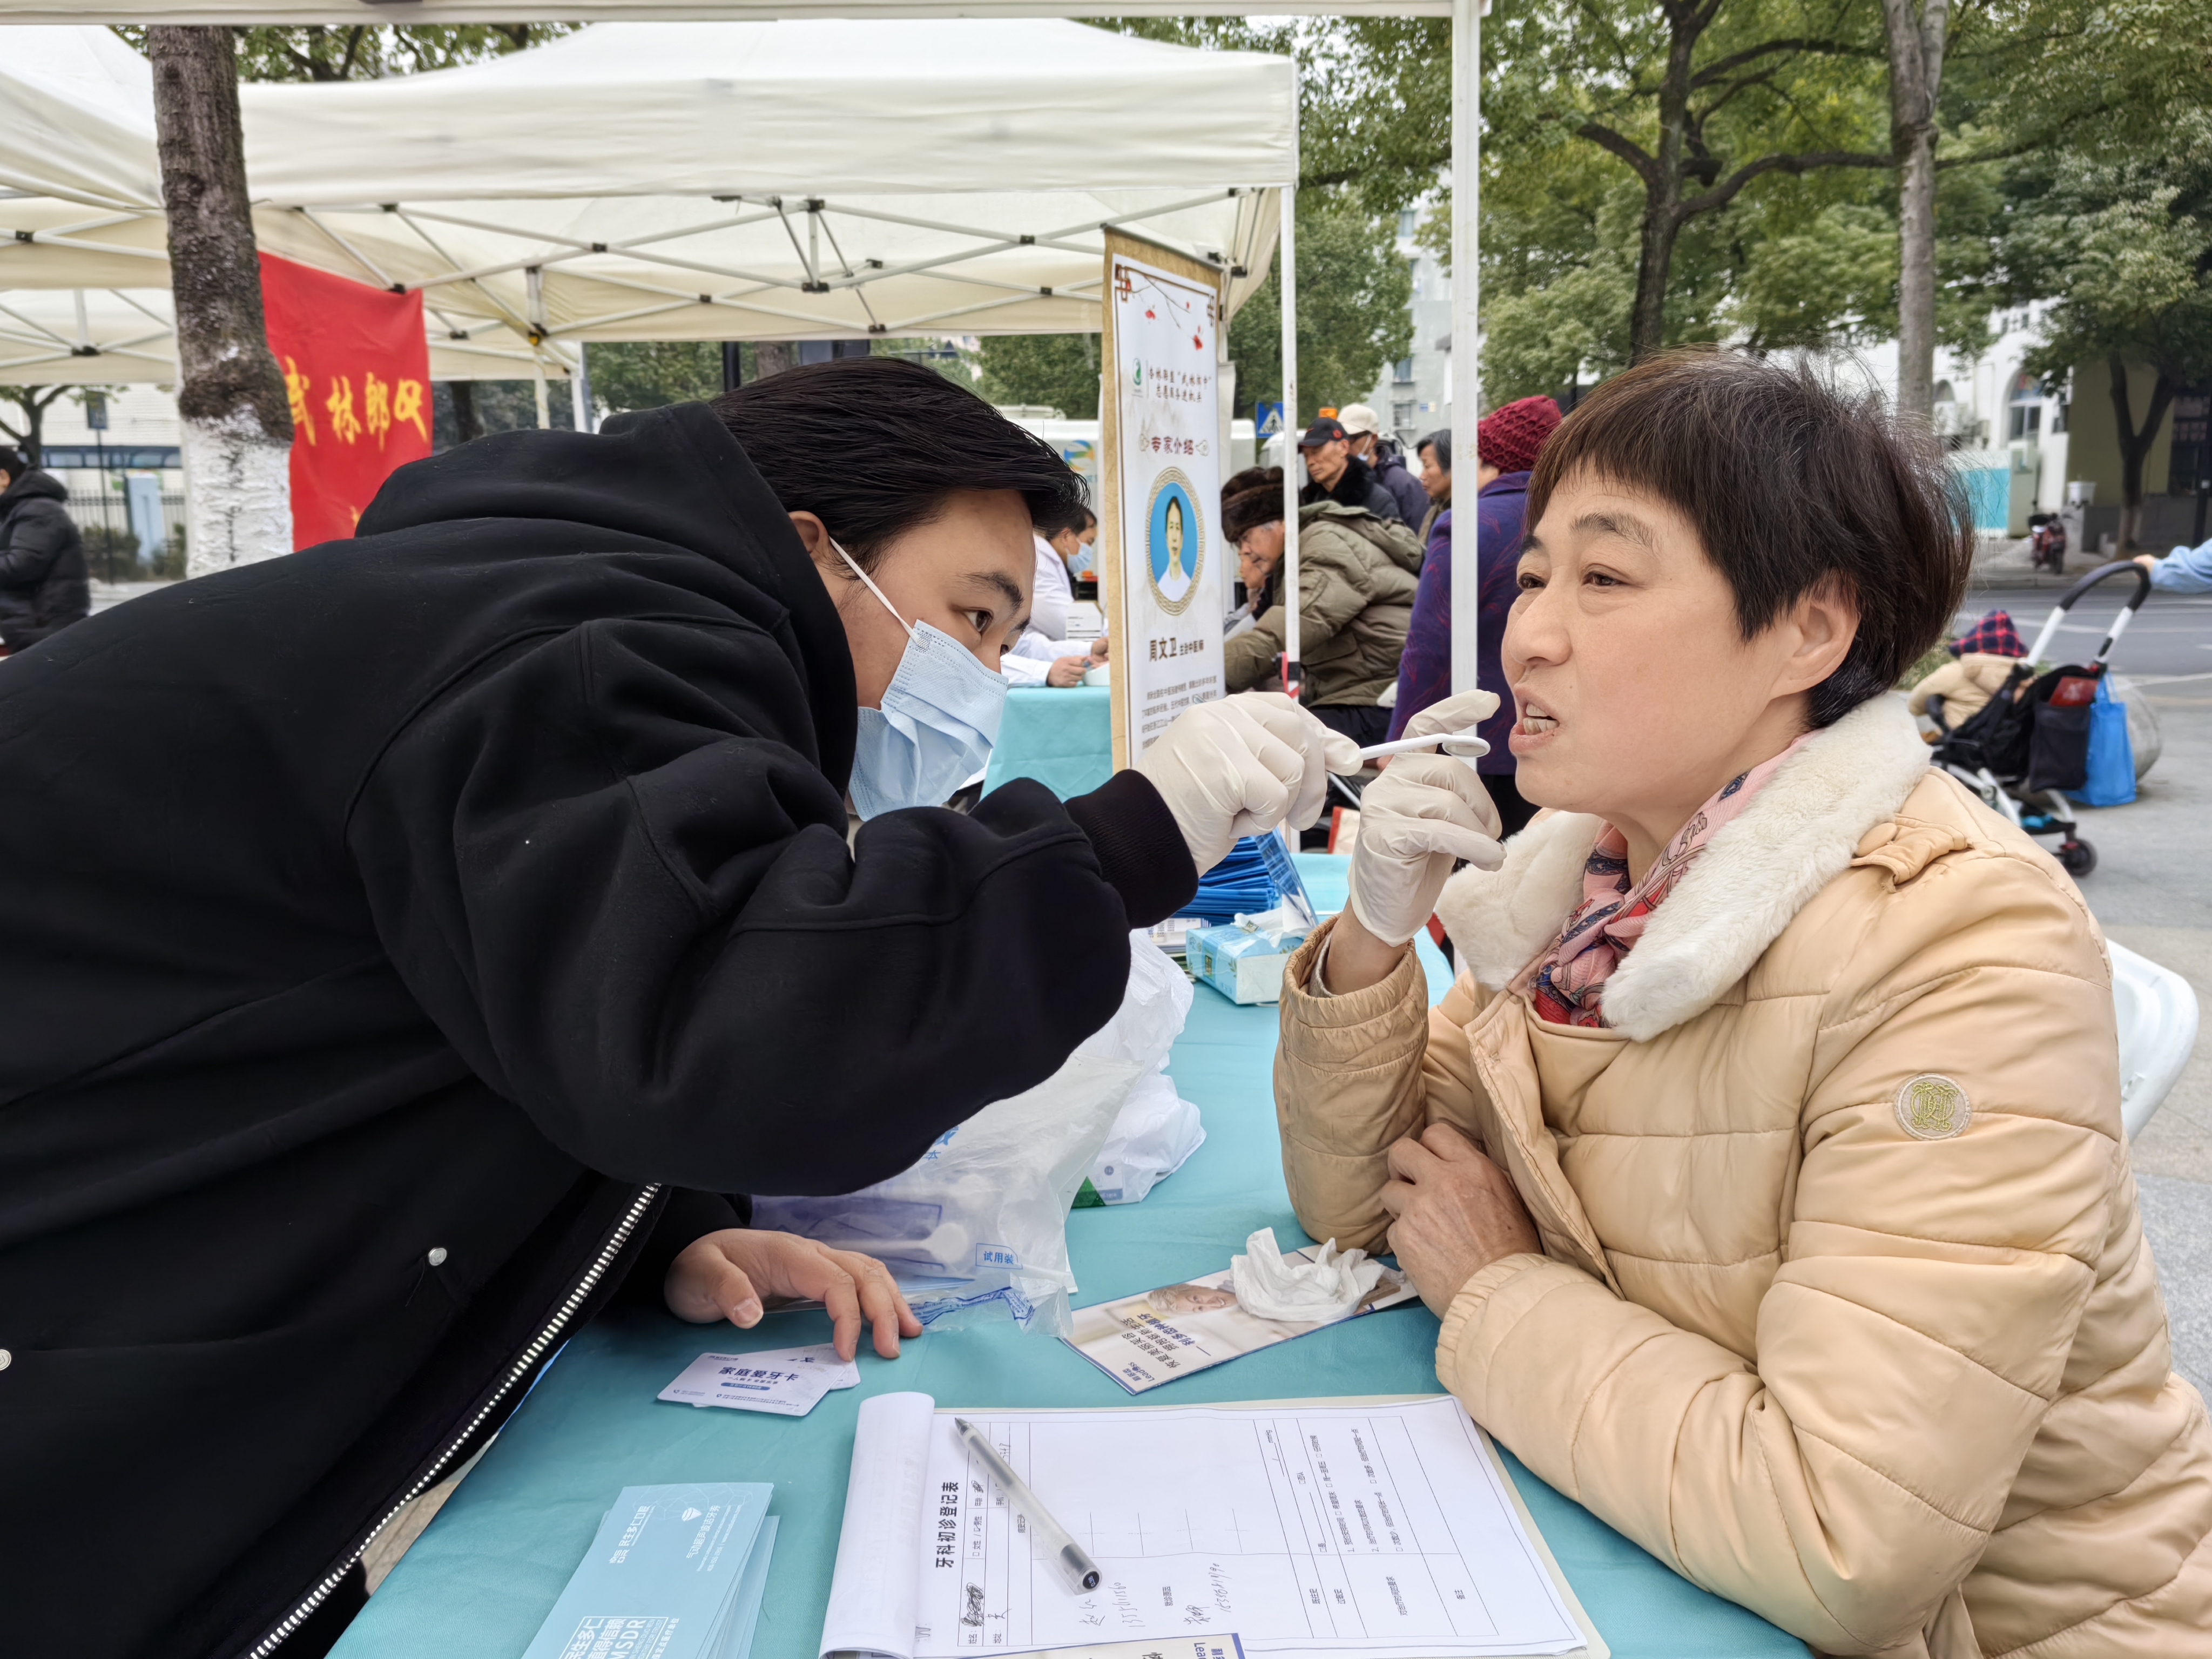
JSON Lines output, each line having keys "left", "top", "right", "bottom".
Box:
{"left": 1385, "top": 395, "right": 1562, "bottom": 834}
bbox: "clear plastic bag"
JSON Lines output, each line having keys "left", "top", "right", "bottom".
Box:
{"left": 1084, "top": 1070, "right": 1205, "bottom": 1205}
{"left": 751, "top": 932, "right": 1192, "bottom": 1336}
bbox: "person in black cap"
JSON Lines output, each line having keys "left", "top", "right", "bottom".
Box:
{"left": 0, "top": 443, "right": 90, "bottom": 654}
{"left": 1297, "top": 416, "right": 1405, "bottom": 523}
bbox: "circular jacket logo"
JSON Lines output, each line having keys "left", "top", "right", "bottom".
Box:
{"left": 1894, "top": 1074, "right": 1972, "bottom": 1141}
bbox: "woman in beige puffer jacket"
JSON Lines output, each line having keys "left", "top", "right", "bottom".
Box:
{"left": 1280, "top": 350, "right": 2212, "bottom": 1657}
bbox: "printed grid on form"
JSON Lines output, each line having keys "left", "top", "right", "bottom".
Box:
{"left": 910, "top": 1400, "right": 1583, "bottom": 1658}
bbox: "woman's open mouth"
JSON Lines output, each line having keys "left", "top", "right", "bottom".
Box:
{"left": 1511, "top": 698, "right": 1559, "bottom": 751}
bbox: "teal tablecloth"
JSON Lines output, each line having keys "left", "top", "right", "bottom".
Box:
{"left": 981, "top": 683, "right": 1113, "bottom": 800}
{"left": 333, "top": 858, "right": 1805, "bottom": 1659}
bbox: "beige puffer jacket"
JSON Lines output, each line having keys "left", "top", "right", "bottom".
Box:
{"left": 1275, "top": 695, "right": 2212, "bottom": 1657}
{"left": 1907, "top": 652, "right": 2022, "bottom": 726}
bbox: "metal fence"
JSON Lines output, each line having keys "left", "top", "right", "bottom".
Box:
{"left": 46, "top": 469, "right": 186, "bottom": 582}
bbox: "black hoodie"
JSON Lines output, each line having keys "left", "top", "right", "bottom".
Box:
{"left": 0, "top": 404, "right": 1193, "bottom": 1657}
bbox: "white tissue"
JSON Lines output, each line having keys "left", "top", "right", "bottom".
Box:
{"left": 1229, "top": 1226, "right": 1383, "bottom": 1323}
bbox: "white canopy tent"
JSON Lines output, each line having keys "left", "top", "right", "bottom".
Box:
{"left": 0, "top": 22, "right": 1289, "bottom": 385}
{"left": 1, "top": 3, "right": 1486, "bottom": 696}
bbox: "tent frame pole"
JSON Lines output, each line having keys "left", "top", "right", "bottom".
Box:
{"left": 1449, "top": 0, "right": 1481, "bottom": 694}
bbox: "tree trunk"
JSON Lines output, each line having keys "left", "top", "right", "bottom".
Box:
{"left": 1629, "top": 204, "right": 1684, "bottom": 363}
{"left": 2109, "top": 355, "right": 2177, "bottom": 551}
{"left": 752, "top": 341, "right": 798, "bottom": 380}
{"left": 1626, "top": 8, "right": 1698, "bottom": 362}
{"left": 448, "top": 380, "right": 483, "bottom": 444}
{"left": 148, "top": 26, "right": 293, "bottom": 576}
{"left": 1881, "top": 0, "right": 1949, "bottom": 421}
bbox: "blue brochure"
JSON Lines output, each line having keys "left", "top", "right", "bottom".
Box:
{"left": 520, "top": 1482, "right": 774, "bottom": 1659}
{"left": 719, "top": 1515, "right": 777, "bottom": 1659}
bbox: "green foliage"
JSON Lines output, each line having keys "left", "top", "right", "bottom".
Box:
{"left": 1229, "top": 190, "right": 1413, "bottom": 420}
{"left": 977, "top": 334, "right": 1099, "bottom": 416}
{"left": 233, "top": 24, "right": 574, "bottom": 82}
{"left": 2001, "top": 112, "right": 2212, "bottom": 388}
{"left": 1095, "top": 19, "right": 1414, "bottom": 415}
{"left": 588, "top": 342, "right": 723, "bottom": 415}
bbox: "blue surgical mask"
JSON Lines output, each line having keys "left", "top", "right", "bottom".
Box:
{"left": 1069, "top": 542, "right": 1097, "bottom": 578}
{"left": 838, "top": 539, "right": 1008, "bottom": 819}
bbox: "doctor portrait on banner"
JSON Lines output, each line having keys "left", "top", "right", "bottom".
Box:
{"left": 1101, "top": 235, "right": 1226, "bottom": 766}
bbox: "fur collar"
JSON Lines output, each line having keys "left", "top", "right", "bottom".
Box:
{"left": 1434, "top": 694, "right": 1932, "bottom": 1041}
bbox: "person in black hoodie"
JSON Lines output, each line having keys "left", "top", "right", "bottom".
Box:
{"left": 0, "top": 358, "right": 1358, "bottom": 1659}
{"left": 1295, "top": 415, "right": 1405, "bottom": 523}
{"left": 0, "top": 444, "right": 91, "bottom": 651}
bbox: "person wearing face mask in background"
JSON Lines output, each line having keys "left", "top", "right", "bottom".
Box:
{"left": 1004, "top": 499, "right": 1098, "bottom": 689}
{"left": 0, "top": 357, "right": 1359, "bottom": 1659}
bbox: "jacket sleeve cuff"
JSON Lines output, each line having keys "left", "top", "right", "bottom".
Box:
{"left": 610, "top": 1186, "right": 743, "bottom": 1310}
{"left": 1280, "top": 916, "right": 1428, "bottom": 1056}
{"left": 1433, "top": 1252, "right": 1596, "bottom": 1429}
{"left": 1063, "top": 768, "right": 1198, "bottom": 927}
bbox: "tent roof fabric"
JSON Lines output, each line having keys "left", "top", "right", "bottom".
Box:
{"left": 0, "top": 21, "right": 1292, "bottom": 381}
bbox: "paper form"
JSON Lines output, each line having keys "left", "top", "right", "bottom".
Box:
{"left": 909, "top": 1399, "right": 1585, "bottom": 1658}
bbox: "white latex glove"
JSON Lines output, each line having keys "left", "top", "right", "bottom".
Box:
{"left": 1137, "top": 692, "right": 1362, "bottom": 873}
{"left": 1348, "top": 690, "right": 1507, "bottom": 945}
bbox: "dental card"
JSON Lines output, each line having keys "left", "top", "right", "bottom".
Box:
{"left": 659, "top": 1345, "right": 860, "bottom": 1415}
{"left": 518, "top": 1482, "right": 773, "bottom": 1659}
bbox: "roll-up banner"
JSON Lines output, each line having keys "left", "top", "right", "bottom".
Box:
{"left": 1099, "top": 230, "right": 1228, "bottom": 770}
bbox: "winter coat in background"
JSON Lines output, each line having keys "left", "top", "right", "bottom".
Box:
{"left": 1386, "top": 471, "right": 1530, "bottom": 772}
{"left": 0, "top": 468, "right": 90, "bottom": 651}
{"left": 1224, "top": 502, "right": 1422, "bottom": 707}
{"left": 1907, "top": 652, "right": 2021, "bottom": 728}
{"left": 1276, "top": 695, "right": 2212, "bottom": 1657}
{"left": 1300, "top": 451, "right": 1405, "bottom": 523}
{"left": 1368, "top": 445, "right": 1431, "bottom": 528}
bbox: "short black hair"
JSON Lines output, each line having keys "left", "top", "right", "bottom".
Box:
{"left": 0, "top": 446, "right": 24, "bottom": 477}
{"left": 1417, "top": 429, "right": 1451, "bottom": 470}
{"left": 1527, "top": 348, "right": 1972, "bottom": 727}
{"left": 711, "top": 358, "right": 1084, "bottom": 570}
{"left": 1034, "top": 491, "right": 1094, "bottom": 540}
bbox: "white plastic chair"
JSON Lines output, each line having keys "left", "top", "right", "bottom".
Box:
{"left": 2109, "top": 939, "right": 2200, "bottom": 1139}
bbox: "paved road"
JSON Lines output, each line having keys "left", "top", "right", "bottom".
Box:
{"left": 1965, "top": 581, "right": 2212, "bottom": 1397}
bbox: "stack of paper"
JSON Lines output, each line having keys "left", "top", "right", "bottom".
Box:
{"left": 521, "top": 1482, "right": 779, "bottom": 1659}
{"left": 819, "top": 1394, "right": 1602, "bottom": 1659}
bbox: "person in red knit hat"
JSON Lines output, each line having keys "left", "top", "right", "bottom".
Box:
{"left": 1387, "top": 394, "right": 1563, "bottom": 837}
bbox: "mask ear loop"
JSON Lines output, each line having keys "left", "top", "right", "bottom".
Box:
{"left": 833, "top": 536, "right": 918, "bottom": 639}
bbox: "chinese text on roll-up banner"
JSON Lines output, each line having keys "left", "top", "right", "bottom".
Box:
{"left": 1111, "top": 252, "right": 1224, "bottom": 760}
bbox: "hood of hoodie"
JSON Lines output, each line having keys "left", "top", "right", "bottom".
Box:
{"left": 0, "top": 468, "right": 68, "bottom": 511}
{"left": 357, "top": 400, "right": 857, "bottom": 788}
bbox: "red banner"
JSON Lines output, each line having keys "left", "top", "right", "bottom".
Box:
{"left": 260, "top": 252, "right": 431, "bottom": 550}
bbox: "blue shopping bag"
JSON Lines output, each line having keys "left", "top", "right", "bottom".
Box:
{"left": 2073, "top": 676, "right": 2136, "bottom": 807}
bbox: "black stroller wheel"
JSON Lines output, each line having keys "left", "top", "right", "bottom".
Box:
{"left": 2058, "top": 838, "right": 2098, "bottom": 877}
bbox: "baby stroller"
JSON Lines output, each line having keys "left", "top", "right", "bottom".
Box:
{"left": 1931, "top": 561, "right": 2152, "bottom": 878}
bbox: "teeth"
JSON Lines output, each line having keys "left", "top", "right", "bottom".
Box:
{"left": 1522, "top": 713, "right": 1557, "bottom": 731}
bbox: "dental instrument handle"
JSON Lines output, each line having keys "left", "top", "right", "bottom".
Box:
{"left": 952, "top": 1417, "right": 1101, "bottom": 1594}
{"left": 1352, "top": 728, "right": 1492, "bottom": 761}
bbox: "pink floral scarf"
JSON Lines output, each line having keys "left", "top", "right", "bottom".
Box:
{"left": 1521, "top": 737, "right": 1811, "bottom": 1028}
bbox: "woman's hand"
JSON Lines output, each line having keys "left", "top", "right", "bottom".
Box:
{"left": 664, "top": 1228, "right": 923, "bottom": 1361}
{"left": 1380, "top": 1124, "right": 1541, "bottom": 1318}
{"left": 1047, "top": 654, "right": 1090, "bottom": 687}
